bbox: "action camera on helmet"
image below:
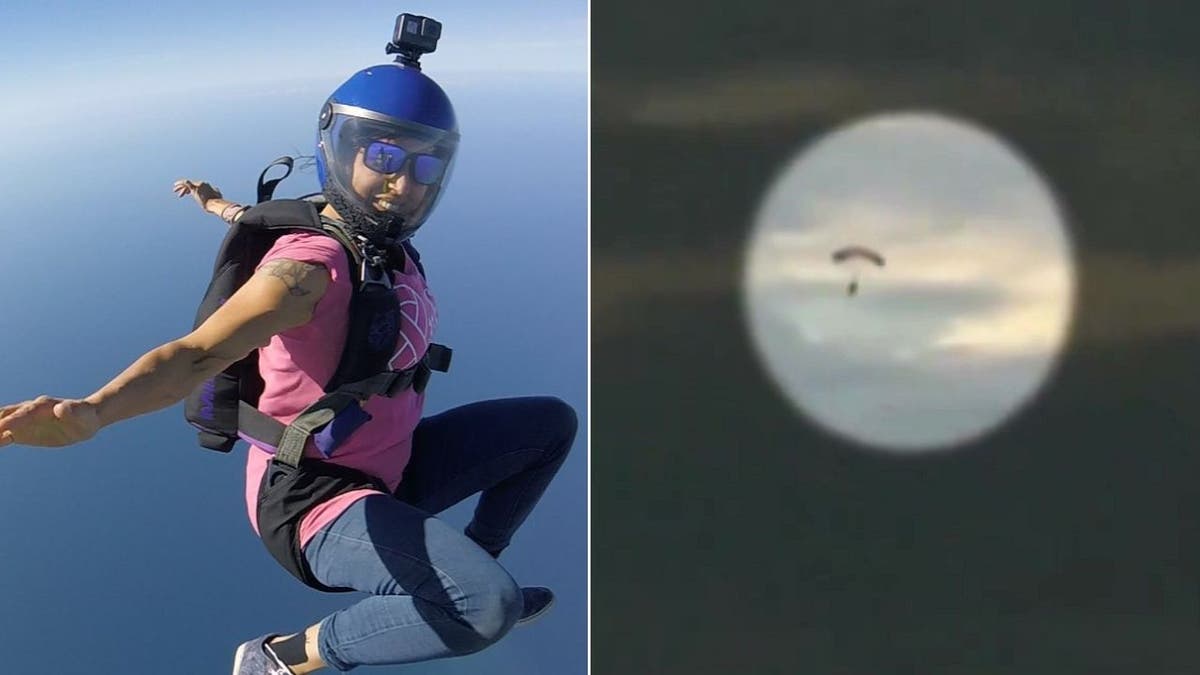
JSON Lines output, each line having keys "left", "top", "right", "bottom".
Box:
{"left": 387, "top": 14, "right": 441, "bottom": 68}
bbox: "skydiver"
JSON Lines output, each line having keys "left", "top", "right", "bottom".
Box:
{"left": 0, "top": 15, "right": 576, "bottom": 675}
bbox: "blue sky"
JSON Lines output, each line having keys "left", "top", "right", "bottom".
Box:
{"left": 0, "top": 1, "right": 586, "bottom": 141}
{"left": 0, "top": 3, "right": 586, "bottom": 674}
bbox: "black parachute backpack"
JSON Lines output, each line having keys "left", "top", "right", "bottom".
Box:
{"left": 183, "top": 157, "right": 451, "bottom": 468}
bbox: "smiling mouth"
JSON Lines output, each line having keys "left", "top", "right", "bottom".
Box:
{"left": 374, "top": 196, "right": 410, "bottom": 212}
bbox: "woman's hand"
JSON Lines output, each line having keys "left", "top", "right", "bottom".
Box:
{"left": 0, "top": 396, "right": 101, "bottom": 448}
{"left": 173, "top": 179, "right": 246, "bottom": 225}
{"left": 173, "top": 179, "right": 225, "bottom": 211}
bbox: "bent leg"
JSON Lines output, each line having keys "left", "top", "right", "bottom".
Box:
{"left": 396, "top": 396, "right": 578, "bottom": 556}
{"left": 302, "top": 495, "right": 522, "bottom": 671}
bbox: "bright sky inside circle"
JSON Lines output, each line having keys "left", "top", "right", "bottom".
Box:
{"left": 743, "top": 111, "right": 1075, "bottom": 454}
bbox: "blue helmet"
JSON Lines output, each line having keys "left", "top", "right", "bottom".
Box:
{"left": 316, "top": 64, "right": 460, "bottom": 242}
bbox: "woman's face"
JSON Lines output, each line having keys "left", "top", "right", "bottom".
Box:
{"left": 349, "top": 136, "right": 435, "bottom": 217}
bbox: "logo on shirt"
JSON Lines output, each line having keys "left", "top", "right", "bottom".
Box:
{"left": 388, "top": 282, "right": 438, "bottom": 371}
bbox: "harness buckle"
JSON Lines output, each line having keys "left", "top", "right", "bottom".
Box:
{"left": 356, "top": 236, "right": 394, "bottom": 289}
{"left": 360, "top": 259, "right": 393, "bottom": 289}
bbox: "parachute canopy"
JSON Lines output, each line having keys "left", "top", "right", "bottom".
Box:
{"left": 832, "top": 245, "right": 885, "bottom": 297}
{"left": 831, "top": 245, "right": 886, "bottom": 267}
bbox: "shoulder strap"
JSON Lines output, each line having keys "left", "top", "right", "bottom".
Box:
{"left": 401, "top": 240, "right": 426, "bottom": 278}
{"left": 317, "top": 216, "right": 366, "bottom": 270}
{"left": 256, "top": 156, "right": 295, "bottom": 204}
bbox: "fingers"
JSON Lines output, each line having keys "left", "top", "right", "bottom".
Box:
{"left": 172, "top": 179, "right": 209, "bottom": 196}
{"left": 0, "top": 399, "right": 36, "bottom": 447}
{"left": 172, "top": 179, "right": 225, "bottom": 209}
{"left": 0, "top": 397, "right": 46, "bottom": 422}
{"left": 0, "top": 402, "right": 15, "bottom": 444}
{"left": 0, "top": 404, "right": 26, "bottom": 446}
{"left": 0, "top": 400, "right": 30, "bottom": 422}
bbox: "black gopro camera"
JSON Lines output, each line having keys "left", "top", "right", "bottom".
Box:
{"left": 386, "top": 14, "right": 442, "bottom": 67}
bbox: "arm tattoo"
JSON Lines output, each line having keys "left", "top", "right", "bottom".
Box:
{"left": 260, "top": 259, "right": 321, "bottom": 296}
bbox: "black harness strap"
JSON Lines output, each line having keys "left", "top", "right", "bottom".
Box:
{"left": 237, "top": 344, "right": 452, "bottom": 467}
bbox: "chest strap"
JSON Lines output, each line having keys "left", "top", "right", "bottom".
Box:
{"left": 240, "top": 343, "right": 452, "bottom": 468}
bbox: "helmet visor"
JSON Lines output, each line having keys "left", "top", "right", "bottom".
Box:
{"left": 320, "top": 105, "right": 459, "bottom": 234}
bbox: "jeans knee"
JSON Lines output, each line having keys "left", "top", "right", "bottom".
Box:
{"left": 538, "top": 396, "right": 578, "bottom": 453}
{"left": 454, "top": 568, "right": 521, "bottom": 653}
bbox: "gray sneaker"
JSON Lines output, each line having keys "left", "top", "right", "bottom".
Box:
{"left": 232, "top": 634, "right": 293, "bottom": 675}
{"left": 516, "top": 586, "right": 555, "bottom": 627}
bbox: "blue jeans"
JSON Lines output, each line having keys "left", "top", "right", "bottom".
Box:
{"left": 300, "top": 396, "right": 577, "bottom": 671}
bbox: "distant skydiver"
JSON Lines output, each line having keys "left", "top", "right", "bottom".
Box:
{"left": 832, "top": 245, "right": 885, "bottom": 297}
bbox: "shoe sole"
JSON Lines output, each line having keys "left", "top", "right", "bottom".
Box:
{"left": 232, "top": 643, "right": 249, "bottom": 674}
{"left": 516, "top": 594, "right": 555, "bottom": 627}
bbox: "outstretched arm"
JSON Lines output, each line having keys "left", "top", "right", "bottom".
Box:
{"left": 173, "top": 179, "right": 249, "bottom": 225}
{"left": 0, "top": 259, "right": 330, "bottom": 448}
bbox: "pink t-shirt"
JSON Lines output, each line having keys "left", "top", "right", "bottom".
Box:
{"left": 243, "top": 232, "right": 438, "bottom": 548}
